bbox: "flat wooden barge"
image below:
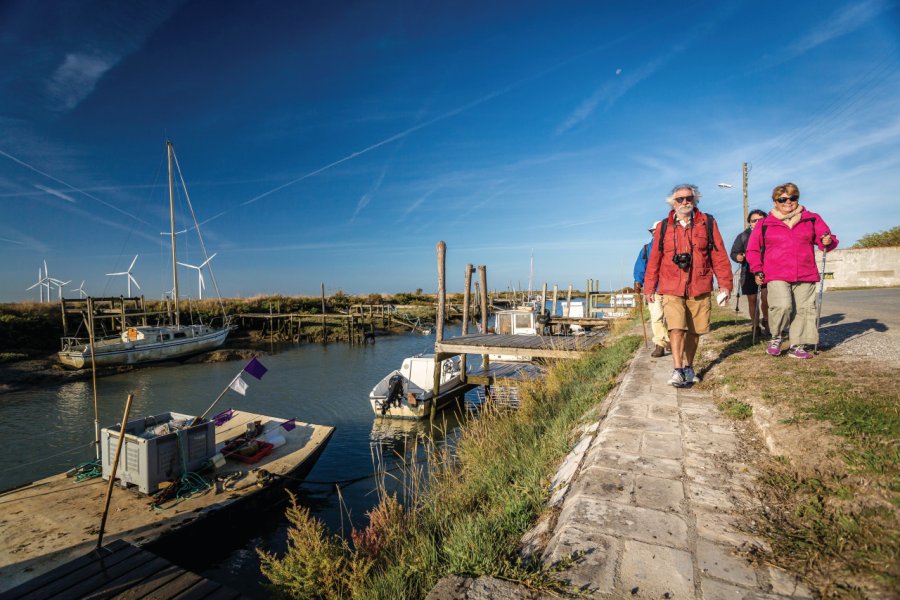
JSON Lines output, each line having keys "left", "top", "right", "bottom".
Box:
{"left": 0, "top": 411, "right": 334, "bottom": 593}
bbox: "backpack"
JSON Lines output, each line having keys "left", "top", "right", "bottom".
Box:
{"left": 657, "top": 213, "right": 717, "bottom": 252}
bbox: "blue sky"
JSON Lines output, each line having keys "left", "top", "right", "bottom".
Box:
{"left": 2, "top": 1, "right": 898, "bottom": 302}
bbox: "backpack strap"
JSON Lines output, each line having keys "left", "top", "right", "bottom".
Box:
{"left": 706, "top": 214, "right": 717, "bottom": 251}
{"left": 642, "top": 243, "right": 649, "bottom": 260}
{"left": 657, "top": 219, "right": 668, "bottom": 252}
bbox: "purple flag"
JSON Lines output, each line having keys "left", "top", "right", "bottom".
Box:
{"left": 244, "top": 357, "right": 268, "bottom": 380}
{"left": 213, "top": 409, "right": 235, "bottom": 427}
{"left": 281, "top": 418, "right": 296, "bottom": 432}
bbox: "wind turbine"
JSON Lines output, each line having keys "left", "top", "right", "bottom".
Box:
{"left": 26, "top": 267, "right": 47, "bottom": 302}
{"left": 70, "top": 281, "right": 87, "bottom": 298}
{"left": 177, "top": 253, "right": 216, "bottom": 300}
{"left": 49, "top": 278, "right": 71, "bottom": 301}
{"left": 106, "top": 255, "right": 141, "bottom": 297}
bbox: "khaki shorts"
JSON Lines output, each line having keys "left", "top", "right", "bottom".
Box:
{"left": 661, "top": 293, "right": 711, "bottom": 334}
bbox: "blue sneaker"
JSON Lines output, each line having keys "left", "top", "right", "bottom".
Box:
{"left": 683, "top": 366, "right": 700, "bottom": 384}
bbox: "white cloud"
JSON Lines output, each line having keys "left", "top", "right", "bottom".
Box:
{"left": 45, "top": 53, "right": 114, "bottom": 112}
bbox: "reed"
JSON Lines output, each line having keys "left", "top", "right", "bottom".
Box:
{"left": 259, "top": 335, "right": 641, "bottom": 599}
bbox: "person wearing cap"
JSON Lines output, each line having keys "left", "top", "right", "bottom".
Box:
{"left": 730, "top": 209, "right": 769, "bottom": 337}
{"left": 644, "top": 184, "right": 733, "bottom": 387}
{"left": 633, "top": 221, "right": 668, "bottom": 357}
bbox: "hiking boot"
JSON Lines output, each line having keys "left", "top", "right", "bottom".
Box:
{"left": 669, "top": 368, "right": 687, "bottom": 388}
{"left": 650, "top": 345, "right": 666, "bottom": 358}
{"left": 766, "top": 337, "right": 783, "bottom": 356}
{"left": 683, "top": 366, "right": 700, "bottom": 384}
{"left": 788, "top": 344, "right": 813, "bottom": 359}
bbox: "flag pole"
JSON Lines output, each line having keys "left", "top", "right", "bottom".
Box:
{"left": 194, "top": 370, "right": 243, "bottom": 425}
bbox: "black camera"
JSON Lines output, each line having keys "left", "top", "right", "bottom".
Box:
{"left": 672, "top": 252, "right": 692, "bottom": 270}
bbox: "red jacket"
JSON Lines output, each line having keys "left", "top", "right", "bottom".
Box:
{"left": 746, "top": 209, "right": 837, "bottom": 283}
{"left": 644, "top": 209, "right": 733, "bottom": 297}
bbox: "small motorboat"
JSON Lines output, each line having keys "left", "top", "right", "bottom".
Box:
{"left": 369, "top": 354, "right": 467, "bottom": 419}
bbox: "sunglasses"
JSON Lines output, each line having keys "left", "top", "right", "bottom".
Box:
{"left": 749, "top": 218, "right": 763, "bottom": 224}
{"left": 775, "top": 195, "right": 799, "bottom": 204}
{"left": 673, "top": 195, "right": 695, "bottom": 204}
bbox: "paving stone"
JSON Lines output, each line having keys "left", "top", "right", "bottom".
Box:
{"left": 700, "top": 577, "right": 755, "bottom": 598}
{"left": 606, "top": 414, "right": 681, "bottom": 435}
{"left": 567, "top": 466, "right": 632, "bottom": 505}
{"left": 694, "top": 509, "right": 769, "bottom": 551}
{"left": 587, "top": 449, "right": 683, "bottom": 479}
{"left": 642, "top": 432, "right": 683, "bottom": 459}
{"left": 618, "top": 539, "right": 694, "bottom": 599}
{"left": 542, "top": 524, "right": 618, "bottom": 594}
{"left": 610, "top": 402, "right": 650, "bottom": 418}
{"left": 558, "top": 497, "right": 689, "bottom": 550}
{"left": 686, "top": 482, "right": 738, "bottom": 512}
{"left": 592, "top": 428, "right": 642, "bottom": 455}
{"left": 697, "top": 538, "right": 759, "bottom": 587}
{"left": 648, "top": 404, "right": 680, "bottom": 419}
{"left": 767, "top": 566, "right": 814, "bottom": 598}
{"left": 633, "top": 474, "right": 684, "bottom": 511}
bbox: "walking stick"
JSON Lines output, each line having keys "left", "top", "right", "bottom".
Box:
{"left": 751, "top": 290, "right": 761, "bottom": 345}
{"left": 636, "top": 289, "right": 649, "bottom": 348}
{"left": 815, "top": 250, "right": 827, "bottom": 353}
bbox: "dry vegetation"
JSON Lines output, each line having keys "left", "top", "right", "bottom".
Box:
{"left": 693, "top": 308, "right": 899, "bottom": 599}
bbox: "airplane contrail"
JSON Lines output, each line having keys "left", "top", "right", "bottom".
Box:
{"left": 0, "top": 148, "right": 153, "bottom": 226}
{"left": 198, "top": 30, "right": 643, "bottom": 227}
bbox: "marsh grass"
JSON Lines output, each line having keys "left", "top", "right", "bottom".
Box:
{"left": 695, "top": 307, "right": 899, "bottom": 598}
{"left": 260, "top": 335, "right": 641, "bottom": 599}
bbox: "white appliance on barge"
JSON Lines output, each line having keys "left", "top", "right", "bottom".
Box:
{"left": 369, "top": 354, "right": 467, "bottom": 419}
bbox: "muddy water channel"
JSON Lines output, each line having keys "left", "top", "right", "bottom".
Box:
{"left": 0, "top": 325, "right": 470, "bottom": 597}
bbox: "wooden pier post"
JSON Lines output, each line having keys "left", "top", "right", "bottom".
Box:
{"left": 478, "top": 264, "right": 489, "bottom": 372}
{"left": 432, "top": 242, "right": 446, "bottom": 424}
{"left": 321, "top": 283, "right": 327, "bottom": 345}
{"left": 566, "top": 285, "right": 573, "bottom": 316}
{"left": 460, "top": 263, "right": 474, "bottom": 384}
{"left": 552, "top": 284, "right": 558, "bottom": 320}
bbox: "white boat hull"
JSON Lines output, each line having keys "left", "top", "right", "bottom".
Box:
{"left": 369, "top": 355, "right": 466, "bottom": 419}
{"left": 58, "top": 326, "right": 230, "bottom": 369}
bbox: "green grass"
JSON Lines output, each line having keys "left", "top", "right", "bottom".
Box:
{"left": 716, "top": 398, "right": 752, "bottom": 420}
{"left": 695, "top": 307, "right": 900, "bottom": 597}
{"left": 260, "top": 335, "right": 642, "bottom": 599}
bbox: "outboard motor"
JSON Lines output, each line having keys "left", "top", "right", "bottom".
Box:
{"left": 381, "top": 374, "right": 405, "bottom": 415}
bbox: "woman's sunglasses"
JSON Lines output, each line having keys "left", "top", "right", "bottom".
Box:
{"left": 775, "top": 195, "right": 799, "bottom": 204}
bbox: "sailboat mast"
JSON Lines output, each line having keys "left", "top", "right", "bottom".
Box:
{"left": 167, "top": 141, "right": 181, "bottom": 328}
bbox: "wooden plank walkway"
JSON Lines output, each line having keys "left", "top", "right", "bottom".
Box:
{"left": 436, "top": 332, "right": 606, "bottom": 360}
{"left": 0, "top": 539, "right": 244, "bottom": 600}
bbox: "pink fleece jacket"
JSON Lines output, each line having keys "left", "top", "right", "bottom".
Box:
{"left": 746, "top": 208, "right": 838, "bottom": 283}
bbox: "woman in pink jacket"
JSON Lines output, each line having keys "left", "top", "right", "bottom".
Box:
{"left": 746, "top": 182, "right": 837, "bottom": 358}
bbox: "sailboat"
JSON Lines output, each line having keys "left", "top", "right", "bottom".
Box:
{"left": 58, "top": 142, "right": 233, "bottom": 369}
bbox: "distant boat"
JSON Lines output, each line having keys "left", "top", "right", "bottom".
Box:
{"left": 490, "top": 307, "right": 546, "bottom": 362}
{"left": 369, "top": 354, "right": 467, "bottom": 419}
{"left": 58, "top": 141, "right": 232, "bottom": 369}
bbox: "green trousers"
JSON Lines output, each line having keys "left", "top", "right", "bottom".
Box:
{"left": 766, "top": 280, "right": 818, "bottom": 346}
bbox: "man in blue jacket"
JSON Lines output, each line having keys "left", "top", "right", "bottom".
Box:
{"left": 633, "top": 221, "right": 668, "bottom": 357}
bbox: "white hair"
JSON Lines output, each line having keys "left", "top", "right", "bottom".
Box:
{"left": 665, "top": 183, "right": 702, "bottom": 207}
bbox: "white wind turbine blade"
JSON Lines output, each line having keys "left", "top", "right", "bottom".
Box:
{"left": 128, "top": 255, "right": 139, "bottom": 271}
{"left": 198, "top": 253, "right": 217, "bottom": 269}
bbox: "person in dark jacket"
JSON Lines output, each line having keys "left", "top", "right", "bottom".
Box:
{"left": 633, "top": 221, "right": 668, "bottom": 357}
{"left": 730, "top": 209, "right": 768, "bottom": 336}
{"left": 644, "top": 184, "right": 733, "bottom": 387}
{"left": 746, "top": 182, "right": 837, "bottom": 359}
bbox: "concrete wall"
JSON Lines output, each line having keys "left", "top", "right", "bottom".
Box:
{"left": 816, "top": 247, "right": 900, "bottom": 290}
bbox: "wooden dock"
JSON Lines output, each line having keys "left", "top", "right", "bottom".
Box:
{"left": 0, "top": 411, "right": 334, "bottom": 593}
{"left": 435, "top": 331, "right": 607, "bottom": 360}
{"left": 0, "top": 539, "right": 245, "bottom": 599}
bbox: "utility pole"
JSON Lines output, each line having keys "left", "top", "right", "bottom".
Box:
{"left": 742, "top": 162, "right": 749, "bottom": 226}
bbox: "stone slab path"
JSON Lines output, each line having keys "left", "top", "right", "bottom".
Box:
{"left": 534, "top": 344, "right": 812, "bottom": 599}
